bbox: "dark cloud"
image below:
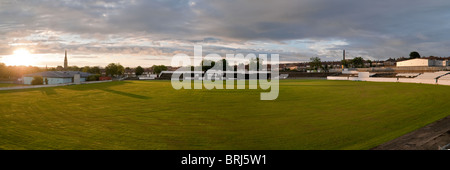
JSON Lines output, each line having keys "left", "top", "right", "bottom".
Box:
{"left": 2, "top": 0, "right": 450, "bottom": 64}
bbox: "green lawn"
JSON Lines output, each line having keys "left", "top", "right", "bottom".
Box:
{"left": 0, "top": 80, "right": 449, "bottom": 150}
{"left": 0, "top": 83, "right": 27, "bottom": 88}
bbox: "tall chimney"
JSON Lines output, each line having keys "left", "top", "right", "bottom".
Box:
{"left": 64, "top": 50, "right": 68, "bottom": 69}
{"left": 343, "top": 50, "right": 346, "bottom": 60}
{"left": 342, "top": 50, "right": 346, "bottom": 69}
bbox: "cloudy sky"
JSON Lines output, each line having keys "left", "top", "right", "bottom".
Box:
{"left": 1, "top": 0, "right": 450, "bottom": 67}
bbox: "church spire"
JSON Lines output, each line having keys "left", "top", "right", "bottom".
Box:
{"left": 64, "top": 50, "right": 68, "bottom": 69}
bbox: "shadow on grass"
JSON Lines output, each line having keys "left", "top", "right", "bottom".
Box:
{"left": 66, "top": 81, "right": 150, "bottom": 99}
{"left": 100, "top": 88, "right": 149, "bottom": 99}
{"left": 39, "top": 88, "right": 57, "bottom": 95}
{"left": 0, "top": 81, "right": 151, "bottom": 100}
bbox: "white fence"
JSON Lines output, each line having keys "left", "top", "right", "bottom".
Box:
{"left": 438, "top": 80, "right": 450, "bottom": 85}
{"left": 327, "top": 76, "right": 449, "bottom": 86}
{"left": 327, "top": 76, "right": 397, "bottom": 82}
{"left": 328, "top": 71, "right": 450, "bottom": 86}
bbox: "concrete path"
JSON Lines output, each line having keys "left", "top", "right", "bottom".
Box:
{"left": 372, "top": 115, "right": 450, "bottom": 150}
{"left": 0, "top": 80, "right": 112, "bottom": 91}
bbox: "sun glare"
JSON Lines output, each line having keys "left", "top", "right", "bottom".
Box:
{"left": 2, "top": 49, "right": 37, "bottom": 66}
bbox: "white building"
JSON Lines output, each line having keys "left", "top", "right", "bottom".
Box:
{"left": 396, "top": 58, "right": 449, "bottom": 67}
{"left": 23, "top": 71, "right": 91, "bottom": 85}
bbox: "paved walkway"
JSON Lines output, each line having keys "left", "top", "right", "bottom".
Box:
{"left": 0, "top": 80, "right": 112, "bottom": 91}
{"left": 372, "top": 115, "right": 450, "bottom": 150}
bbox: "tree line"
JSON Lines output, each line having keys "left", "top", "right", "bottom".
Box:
{"left": 0, "top": 63, "right": 43, "bottom": 80}
{"left": 0, "top": 62, "right": 171, "bottom": 80}
{"left": 94, "top": 63, "right": 169, "bottom": 78}
{"left": 309, "top": 51, "right": 424, "bottom": 71}
{"left": 1, "top": 51, "right": 425, "bottom": 80}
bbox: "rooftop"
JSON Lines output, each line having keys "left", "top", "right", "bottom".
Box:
{"left": 23, "top": 71, "right": 92, "bottom": 78}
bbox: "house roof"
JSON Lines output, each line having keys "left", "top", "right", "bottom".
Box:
{"left": 23, "top": 71, "right": 92, "bottom": 78}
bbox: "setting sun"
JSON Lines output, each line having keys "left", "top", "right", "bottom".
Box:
{"left": 2, "top": 49, "right": 37, "bottom": 66}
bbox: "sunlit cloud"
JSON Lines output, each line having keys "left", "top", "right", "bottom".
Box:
{"left": 2, "top": 0, "right": 450, "bottom": 67}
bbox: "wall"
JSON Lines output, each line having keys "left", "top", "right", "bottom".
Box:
{"left": 326, "top": 76, "right": 347, "bottom": 80}
{"left": 397, "top": 78, "right": 436, "bottom": 85}
{"left": 364, "top": 77, "right": 397, "bottom": 82}
{"left": 46, "top": 78, "right": 72, "bottom": 85}
{"left": 358, "top": 72, "right": 370, "bottom": 78}
{"left": 23, "top": 77, "right": 33, "bottom": 85}
{"left": 327, "top": 76, "right": 397, "bottom": 82}
{"left": 357, "top": 66, "right": 450, "bottom": 73}
{"left": 74, "top": 74, "right": 81, "bottom": 84}
{"left": 430, "top": 60, "right": 448, "bottom": 67}
{"left": 438, "top": 80, "right": 450, "bottom": 85}
{"left": 397, "top": 59, "right": 449, "bottom": 67}
{"left": 327, "top": 76, "right": 450, "bottom": 86}
{"left": 342, "top": 69, "right": 359, "bottom": 74}
{"left": 24, "top": 77, "right": 73, "bottom": 85}
{"left": 397, "top": 59, "right": 429, "bottom": 67}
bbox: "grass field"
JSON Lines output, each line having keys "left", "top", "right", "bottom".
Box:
{"left": 0, "top": 80, "right": 449, "bottom": 150}
{"left": 0, "top": 83, "right": 28, "bottom": 88}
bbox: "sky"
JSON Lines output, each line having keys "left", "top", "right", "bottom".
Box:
{"left": 1, "top": 0, "right": 450, "bottom": 67}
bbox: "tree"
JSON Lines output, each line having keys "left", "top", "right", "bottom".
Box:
{"left": 135, "top": 66, "right": 144, "bottom": 76}
{"left": 67, "top": 66, "right": 80, "bottom": 71}
{"left": 0, "top": 63, "right": 6, "bottom": 78}
{"left": 0, "top": 64, "right": 44, "bottom": 80}
{"left": 82, "top": 66, "right": 91, "bottom": 73}
{"left": 351, "top": 57, "right": 364, "bottom": 68}
{"left": 56, "top": 66, "right": 64, "bottom": 71}
{"left": 89, "top": 66, "right": 101, "bottom": 74}
{"left": 117, "top": 64, "right": 125, "bottom": 77}
{"left": 341, "top": 60, "right": 349, "bottom": 68}
{"left": 82, "top": 66, "right": 101, "bottom": 74}
{"left": 105, "top": 63, "right": 125, "bottom": 77}
{"left": 310, "top": 57, "right": 322, "bottom": 71}
{"left": 86, "top": 74, "right": 100, "bottom": 81}
{"left": 105, "top": 63, "right": 117, "bottom": 77}
{"left": 31, "top": 76, "right": 43, "bottom": 85}
{"left": 151, "top": 65, "right": 168, "bottom": 76}
{"left": 44, "top": 77, "right": 48, "bottom": 85}
{"left": 200, "top": 60, "right": 216, "bottom": 71}
{"left": 409, "top": 51, "right": 421, "bottom": 59}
